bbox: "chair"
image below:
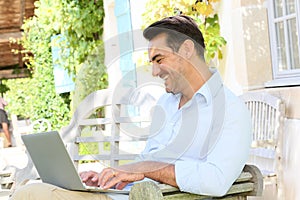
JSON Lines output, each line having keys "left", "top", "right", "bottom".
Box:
{"left": 0, "top": 166, "right": 16, "bottom": 191}
{"left": 0, "top": 140, "right": 16, "bottom": 192}
{"left": 240, "top": 91, "right": 285, "bottom": 198}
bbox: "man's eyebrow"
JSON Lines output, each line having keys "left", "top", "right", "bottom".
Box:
{"left": 150, "top": 54, "right": 162, "bottom": 62}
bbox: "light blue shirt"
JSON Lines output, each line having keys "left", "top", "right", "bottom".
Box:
{"left": 138, "top": 69, "right": 252, "bottom": 196}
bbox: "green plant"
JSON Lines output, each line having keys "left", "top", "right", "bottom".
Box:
{"left": 5, "top": 66, "right": 71, "bottom": 130}
{"left": 142, "top": 0, "right": 226, "bottom": 63}
{"left": 72, "top": 43, "right": 108, "bottom": 111}
{"left": 51, "top": 0, "right": 105, "bottom": 75}
{"left": 5, "top": 7, "right": 71, "bottom": 130}
{"left": 6, "top": 0, "right": 107, "bottom": 130}
{"left": 0, "top": 82, "right": 10, "bottom": 94}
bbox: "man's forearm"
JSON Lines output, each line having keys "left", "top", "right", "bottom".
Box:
{"left": 117, "top": 161, "right": 178, "bottom": 187}
{"left": 144, "top": 161, "right": 177, "bottom": 187}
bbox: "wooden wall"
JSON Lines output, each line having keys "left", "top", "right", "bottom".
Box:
{"left": 0, "top": 0, "right": 36, "bottom": 79}
{"left": 0, "top": 0, "right": 23, "bottom": 33}
{"left": 25, "top": 0, "right": 36, "bottom": 19}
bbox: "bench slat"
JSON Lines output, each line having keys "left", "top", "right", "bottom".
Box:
{"left": 75, "top": 136, "right": 147, "bottom": 143}
{"left": 115, "top": 116, "right": 151, "bottom": 123}
{"left": 159, "top": 184, "right": 179, "bottom": 193}
{"left": 235, "top": 172, "right": 252, "bottom": 182}
{"left": 130, "top": 181, "right": 252, "bottom": 200}
{"left": 163, "top": 193, "right": 210, "bottom": 200}
{"left": 159, "top": 181, "right": 254, "bottom": 196}
{"left": 0, "top": 170, "right": 12, "bottom": 177}
{"left": 129, "top": 165, "right": 263, "bottom": 200}
{"left": 73, "top": 154, "right": 138, "bottom": 161}
{"left": 79, "top": 118, "right": 111, "bottom": 126}
{"left": 79, "top": 117, "right": 151, "bottom": 126}
{"left": 159, "top": 172, "right": 253, "bottom": 194}
{"left": 226, "top": 182, "right": 254, "bottom": 195}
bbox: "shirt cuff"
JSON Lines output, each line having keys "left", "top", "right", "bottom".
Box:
{"left": 175, "top": 160, "right": 201, "bottom": 194}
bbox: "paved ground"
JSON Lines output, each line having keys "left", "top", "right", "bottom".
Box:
{"left": 0, "top": 191, "right": 11, "bottom": 200}
{"left": 1, "top": 146, "right": 28, "bottom": 169}
{"left": 1, "top": 146, "right": 28, "bottom": 200}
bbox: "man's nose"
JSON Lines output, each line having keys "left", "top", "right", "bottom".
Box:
{"left": 152, "top": 63, "right": 161, "bottom": 77}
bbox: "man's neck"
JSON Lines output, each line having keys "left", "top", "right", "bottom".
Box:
{"left": 178, "top": 95, "right": 190, "bottom": 109}
{"left": 178, "top": 65, "right": 212, "bottom": 109}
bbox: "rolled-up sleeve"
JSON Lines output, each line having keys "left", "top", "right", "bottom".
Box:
{"left": 175, "top": 100, "right": 252, "bottom": 196}
{"left": 175, "top": 160, "right": 227, "bottom": 196}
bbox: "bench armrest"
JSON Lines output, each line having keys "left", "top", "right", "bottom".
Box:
{"left": 129, "top": 164, "right": 263, "bottom": 200}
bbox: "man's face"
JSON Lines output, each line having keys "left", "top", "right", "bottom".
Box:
{"left": 148, "top": 34, "right": 187, "bottom": 94}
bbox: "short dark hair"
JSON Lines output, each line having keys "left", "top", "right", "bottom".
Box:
{"left": 143, "top": 15, "right": 205, "bottom": 60}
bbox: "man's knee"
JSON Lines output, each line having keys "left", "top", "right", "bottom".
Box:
{"left": 10, "top": 183, "right": 56, "bottom": 200}
{"left": 10, "top": 183, "right": 113, "bottom": 200}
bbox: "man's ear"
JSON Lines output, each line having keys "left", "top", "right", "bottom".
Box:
{"left": 178, "top": 39, "right": 195, "bottom": 59}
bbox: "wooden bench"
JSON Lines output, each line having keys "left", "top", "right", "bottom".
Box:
{"left": 59, "top": 88, "right": 263, "bottom": 199}
{"left": 129, "top": 164, "right": 263, "bottom": 200}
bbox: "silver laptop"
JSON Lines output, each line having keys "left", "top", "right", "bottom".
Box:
{"left": 21, "top": 131, "right": 129, "bottom": 194}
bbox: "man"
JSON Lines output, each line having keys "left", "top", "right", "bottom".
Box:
{"left": 10, "top": 15, "right": 251, "bottom": 199}
{"left": 0, "top": 97, "right": 12, "bottom": 148}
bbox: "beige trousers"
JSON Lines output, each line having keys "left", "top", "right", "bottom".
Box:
{"left": 9, "top": 183, "right": 113, "bottom": 200}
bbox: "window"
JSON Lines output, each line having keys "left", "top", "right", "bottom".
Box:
{"left": 267, "top": 0, "right": 300, "bottom": 86}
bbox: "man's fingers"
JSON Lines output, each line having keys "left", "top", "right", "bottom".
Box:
{"left": 103, "top": 173, "right": 143, "bottom": 189}
{"left": 80, "top": 171, "right": 99, "bottom": 185}
{"left": 115, "top": 181, "right": 130, "bottom": 190}
{"left": 103, "top": 175, "right": 121, "bottom": 189}
{"left": 99, "top": 168, "right": 116, "bottom": 187}
{"left": 98, "top": 168, "right": 145, "bottom": 189}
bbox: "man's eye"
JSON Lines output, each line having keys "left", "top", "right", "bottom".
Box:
{"left": 156, "top": 58, "right": 164, "bottom": 64}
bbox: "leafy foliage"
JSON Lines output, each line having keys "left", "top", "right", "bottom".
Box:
{"left": 5, "top": 0, "right": 107, "bottom": 130}
{"left": 5, "top": 67, "right": 71, "bottom": 130}
{"left": 52, "top": 0, "right": 105, "bottom": 74}
{"left": 72, "top": 43, "right": 108, "bottom": 111}
{"left": 5, "top": 10, "right": 70, "bottom": 130}
{"left": 0, "top": 82, "right": 10, "bottom": 94}
{"left": 142, "top": 0, "right": 226, "bottom": 63}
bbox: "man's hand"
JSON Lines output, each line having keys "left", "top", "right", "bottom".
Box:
{"left": 80, "top": 171, "right": 100, "bottom": 187}
{"left": 80, "top": 168, "right": 145, "bottom": 190}
{"left": 98, "top": 168, "right": 145, "bottom": 189}
{"left": 80, "top": 161, "right": 177, "bottom": 190}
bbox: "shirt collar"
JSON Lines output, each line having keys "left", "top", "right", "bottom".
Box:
{"left": 169, "top": 68, "right": 223, "bottom": 107}
{"left": 195, "top": 68, "right": 223, "bottom": 106}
